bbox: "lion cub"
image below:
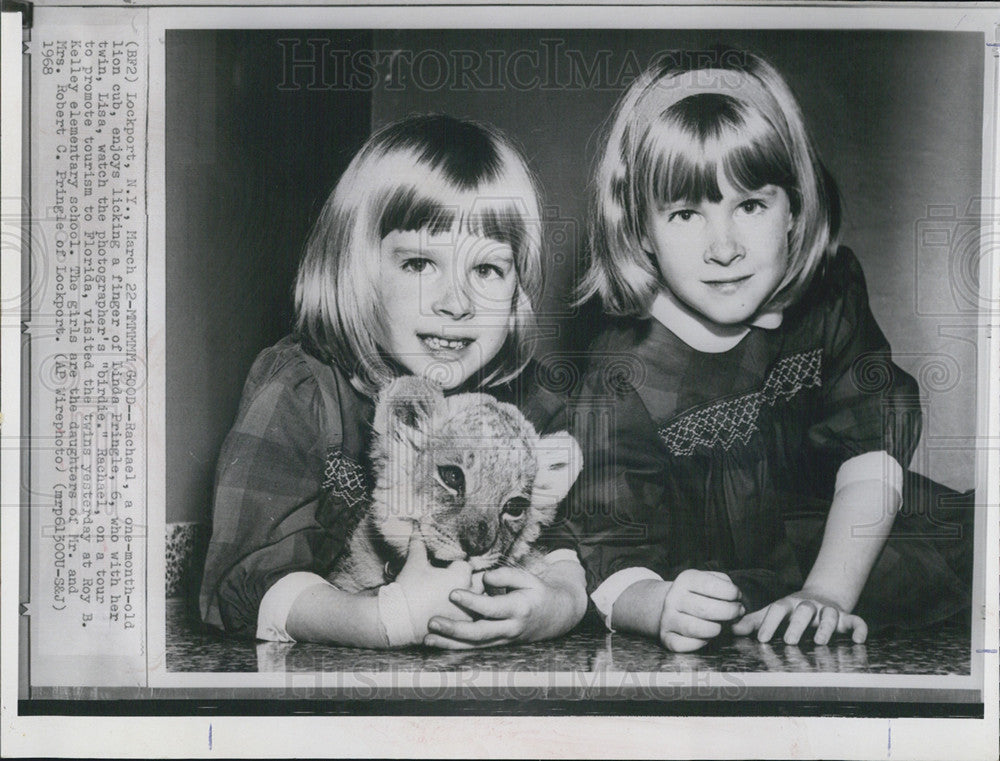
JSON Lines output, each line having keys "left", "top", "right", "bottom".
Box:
{"left": 328, "top": 376, "right": 582, "bottom": 593}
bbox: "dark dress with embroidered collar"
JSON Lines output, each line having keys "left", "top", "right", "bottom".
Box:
{"left": 198, "top": 336, "right": 372, "bottom": 638}
{"left": 545, "top": 247, "right": 972, "bottom": 629}
{"left": 199, "top": 335, "right": 549, "bottom": 640}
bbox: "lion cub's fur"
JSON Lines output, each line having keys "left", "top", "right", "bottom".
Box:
{"left": 328, "top": 376, "right": 583, "bottom": 593}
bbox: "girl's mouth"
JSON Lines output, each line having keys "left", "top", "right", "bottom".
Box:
{"left": 704, "top": 275, "right": 751, "bottom": 293}
{"left": 419, "top": 334, "right": 474, "bottom": 353}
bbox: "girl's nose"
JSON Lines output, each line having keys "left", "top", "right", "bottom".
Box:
{"left": 705, "top": 223, "right": 745, "bottom": 266}
{"left": 431, "top": 276, "right": 474, "bottom": 319}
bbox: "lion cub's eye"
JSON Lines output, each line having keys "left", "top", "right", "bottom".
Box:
{"left": 503, "top": 496, "right": 530, "bottom": 519}
{"left": 436, "top": 465, "right": 465, "bottom": 495}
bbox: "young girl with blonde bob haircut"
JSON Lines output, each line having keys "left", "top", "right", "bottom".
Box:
{"left": 201, "top": 114, "right": 587, "bottom": 648}
{"left": 295, "top": 115, "right": 543, "bottom": 396}
{"left": 556, "top": 51, "right": 971, "bottom": 652}
{"left": 581, "top": 52, "right": 834, "bottom": 318}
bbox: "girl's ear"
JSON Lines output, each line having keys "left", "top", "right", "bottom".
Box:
{"left": 373, "top": 376, "right": 444, "bottom": 443}
{"left": 530, "top": 431, "right": 584, "bottom": 515}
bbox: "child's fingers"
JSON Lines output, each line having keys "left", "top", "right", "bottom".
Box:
{"left": 667, "top": 612, "right": 722, "bottom": 640}
{"left": 404, "top": 524, "right": 429, "bottom": 567}
{"left": 403, "top": 586, "right": 474, "bottom": 623}
{"left": 448, "top": 588, "right": 524, "bottom": 620}
{"left": 660, "top": 631, "right": 710, "bottom": 653}
{"left": 731, "top": 608, "right": 765, "bottom": 636}
{"left": 814, "top": 606, "right": 839, "bottom": 645}
{"left": 426, "top": 615, "right": 517, "bottom": 643}
{"left": 839, "top": 613, "right": 868, "bottom": 643}
{"left": 756, "top": 603, "right": 791, "bottom": 642}
{"left": 687, "top": 572, "right": 741, "bottom": 601}
{"left": 482, "top": 566, "right": 538, "bottom": 591}
{"left": 680, "top": 594, "right": 744, "bottom": 622}
{"left": 470, "top": 571, "right": 486, "bottom": 595}
{"left": 422, "top": 632, "right": 510, "bottom": 651}
{"left": 782, "top": 601, "right": 817, "bottom": 644}
{"left": 704, "top": 570, "right": 737, "bottom": 586}
{"left": 444, "top": 559, "right": 474, "bottom": 586}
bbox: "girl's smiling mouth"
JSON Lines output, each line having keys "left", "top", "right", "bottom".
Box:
{"left": 419, "top": 334, "right": 475, "bottom": 353}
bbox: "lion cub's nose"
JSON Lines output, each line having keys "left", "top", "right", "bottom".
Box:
{"left": 459, "top": 518, "right": 496, "bottom": 557}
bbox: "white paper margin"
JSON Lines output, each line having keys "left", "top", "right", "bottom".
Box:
{"left": 2, "top": 3, "right": 998, "bottom": 760}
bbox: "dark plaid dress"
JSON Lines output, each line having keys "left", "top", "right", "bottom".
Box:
{"left": 199, "top": 336, "right": 550, "bottom": 639}
{"left": 546, "top": 247, "right": 972, "bottom": 630}
{"left": 199, "top": 337, "right": 375, "bottom": 639}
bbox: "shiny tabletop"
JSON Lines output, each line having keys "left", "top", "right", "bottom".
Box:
{"left": 167, "top": 599, "right": 972, "bottom": 676}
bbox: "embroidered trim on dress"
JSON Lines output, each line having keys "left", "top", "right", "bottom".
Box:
{"left": 659, "top": 349, "right": 822, "bottom": 456}
{"left": 322, "top": 449, "right": 368, "bottom": 509}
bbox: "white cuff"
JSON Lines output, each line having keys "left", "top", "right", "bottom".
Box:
{"left": 256, "top": 571, "right": 333, "bottom": 642}
{"left": 543, "top": 548, "right": 581, "bottom": 565}
{"left": 590, "top": 567, "right": 664, "bottom": 632}
{"left": 835, "top": 451, "right": 903, "bottom": 500}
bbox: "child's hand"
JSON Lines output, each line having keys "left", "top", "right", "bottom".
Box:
{"left": 658, "top": 570, "right": 745, "bottom": 652}
{"left": 423, "top": 562, "right": 586, "bottom": 650}
{"left": 393, "top": 528, "right": 478, "bottom": 640}
{"left": 731, "top": 589, "right": 868, "bottom": 645}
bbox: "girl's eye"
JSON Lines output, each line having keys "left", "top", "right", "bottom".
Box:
{"left": 667, "top": 209, "right": 697, "bottom": 223}
{"left": 473, "top": 263, "right": 506, "bottom": 280}
{"left": 739, "top": 199, "right": 766, "bottom": 214}
{"left": 401, "top": 257, "right": 432, "bottom": 274}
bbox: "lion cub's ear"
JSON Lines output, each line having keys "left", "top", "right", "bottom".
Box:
{"left": 373, "top": 376, "right": 445, "bottom": 446}
{"left": 530, "top": 431, "right": 583, "bottom": 515}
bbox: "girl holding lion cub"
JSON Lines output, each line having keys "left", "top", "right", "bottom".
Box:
{"left": 200, "top": 115, "right": 587, "bottom": 648}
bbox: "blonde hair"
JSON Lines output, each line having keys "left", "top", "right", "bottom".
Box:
{"left": 581, "top": 50, "right": 840, "bottom": 316}
{"left": 295, "top": 114, "right": 544, "bottom": 395}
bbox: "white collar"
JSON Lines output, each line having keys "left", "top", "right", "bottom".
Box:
{"left": 648, "top": 289, "right": 783, "bottom": 353}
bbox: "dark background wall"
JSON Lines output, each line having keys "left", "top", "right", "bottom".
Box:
{"left": 166, "top": 29, "right": 984, "bottom": 523}
{"left": 165, "top": 30, "right": 373, "bottom": 523}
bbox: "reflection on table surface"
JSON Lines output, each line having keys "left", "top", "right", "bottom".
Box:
{"left": 166, "top": 599, "right": 972, "bottom": 675}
